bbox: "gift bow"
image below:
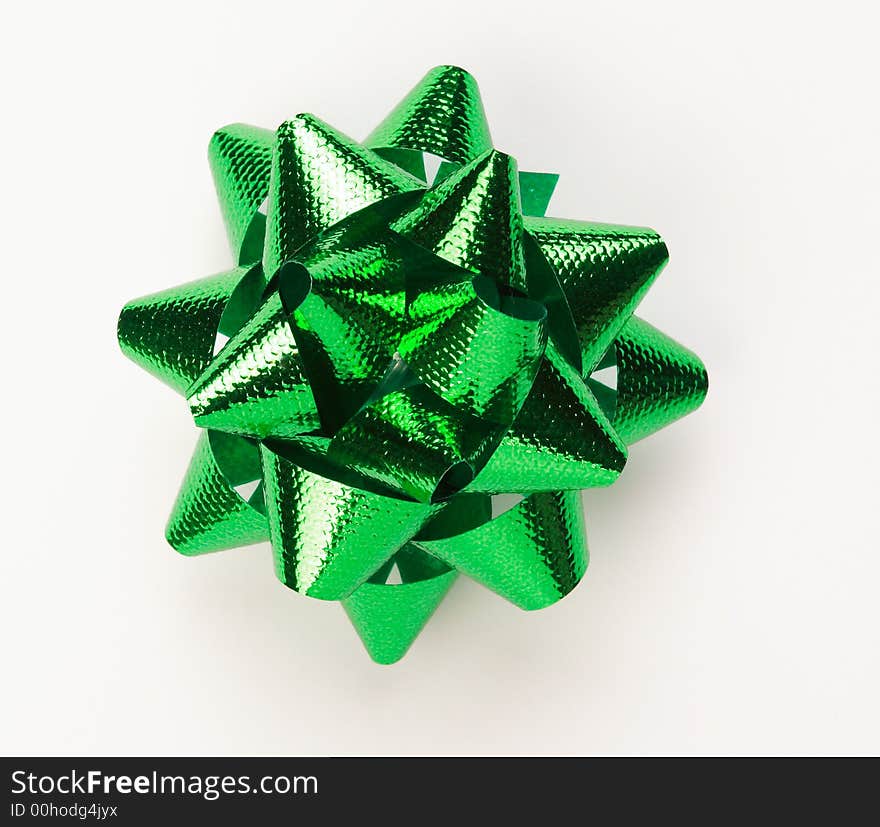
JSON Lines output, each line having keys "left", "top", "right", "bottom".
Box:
{"left": 118, "top": 66, "right": 707, "bottom": 663}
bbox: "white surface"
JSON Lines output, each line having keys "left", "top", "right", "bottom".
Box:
{"left": 3, "top": 0, "right": 878, "bottom": 756}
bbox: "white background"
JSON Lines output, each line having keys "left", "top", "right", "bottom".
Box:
{"left": 3, "top": 0, "right": 878, "bottom": 755}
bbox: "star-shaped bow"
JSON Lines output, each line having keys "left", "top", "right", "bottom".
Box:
{"left": 118, "top": 66, "right": 707, "bottom": 663}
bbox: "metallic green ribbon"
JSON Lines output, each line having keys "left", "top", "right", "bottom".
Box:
{"left": 118, "top": 65, "right": 708, "bottom": 664}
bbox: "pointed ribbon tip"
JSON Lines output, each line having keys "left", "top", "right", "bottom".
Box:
{"left": 366, "top": 65, "right": 492, "bottom": 164}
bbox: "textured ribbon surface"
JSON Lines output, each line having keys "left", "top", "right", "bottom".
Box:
{"left": 119, "top": 66, "right": 707, "bottom": 663}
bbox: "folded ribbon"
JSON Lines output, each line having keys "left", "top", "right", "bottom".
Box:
{"left": 118, "top": 65, "right": 707, "bottom": 663}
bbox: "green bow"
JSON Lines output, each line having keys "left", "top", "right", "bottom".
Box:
{"left": 118, "top": 66, "right": 707, "bottom": 663}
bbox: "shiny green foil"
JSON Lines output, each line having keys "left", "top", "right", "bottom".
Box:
{"left": 118, "top": 65, "right": 707, "bottom": 663}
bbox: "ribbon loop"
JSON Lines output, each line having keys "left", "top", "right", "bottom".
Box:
{"left": 366, "top": 65, "right": 493, "bottom": 165}
{"left": 415, "top": 491, "right": 588, "bottom": 610}
{"left": 260, "top": 444, "right": 439, "bottom": 600}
